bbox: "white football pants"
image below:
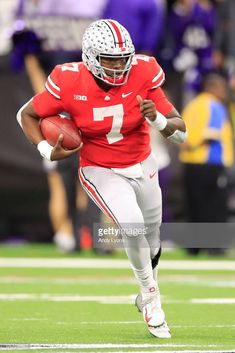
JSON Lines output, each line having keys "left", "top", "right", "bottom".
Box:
{"left": 79, "top": 153, "right": 162, "bottom": 286}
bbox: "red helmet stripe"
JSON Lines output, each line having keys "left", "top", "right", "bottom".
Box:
{"left": 107, "top": 20, "right": 124, "bottom": 48}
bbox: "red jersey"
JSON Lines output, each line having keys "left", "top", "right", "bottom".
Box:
{"left": 33, "top": 55, "right": 173, "bottom": 168}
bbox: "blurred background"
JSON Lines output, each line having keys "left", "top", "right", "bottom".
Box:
{"left": 0, "top": 0, "right": 235, "bottom": 255}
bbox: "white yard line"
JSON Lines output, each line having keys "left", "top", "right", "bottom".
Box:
{"left": 0, "top": 294, "right": 136, "bottom": 303}
{"left": 45, "top": 351, "right": 235, "bottom": 353}
{"left": 8, "top": 319, "right": 235, "bottom": 328}
{"left": 1, "top": 277, "right": 235, "bottom": 288}
{"left": 0, "top": 277, "right": 137, "bottom": 285}
{"left": 78, "top": 321, "right": 235, "bottom": 328}
{"left": 0, "top": 343, "right": 223, "bottom": 350}
{"left": 0, "top": 258, "right": 235, "bottom": 270}
{"left": 0, "top": 293, "right": 235, "bottom": 305}
{"left": 15, "top": 351, "right": 234, "bottom": 353}
{"left": 19, "top": 351, "right": 234, "bottom": 353}
{"left": 192, "top": 298, "right": 235, "bottom": 304}
{"left": 11, "top": 318, "right": 48, "bottom": 321}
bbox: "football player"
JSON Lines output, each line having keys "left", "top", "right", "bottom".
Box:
{"left": 17, "top": 19, "right": 187, "bottom": 338}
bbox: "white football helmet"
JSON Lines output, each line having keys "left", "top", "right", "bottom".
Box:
{"left": 82, "top": 19, "right": 135, "bottom": 86}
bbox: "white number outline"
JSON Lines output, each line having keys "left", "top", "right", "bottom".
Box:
{"left": 61, "top": 63, "right": 79, "bottom": 72}
{"left": 93, "top": 104, "right": 124, "bottom": 144}
{"left": 132, "top": 55, "right": 150, "bottom": 65}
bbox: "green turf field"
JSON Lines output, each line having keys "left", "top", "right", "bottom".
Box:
{"left": 0, "top": 244, "right": 234, "bottom": 353}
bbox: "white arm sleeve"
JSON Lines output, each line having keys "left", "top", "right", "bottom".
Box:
{"left": 167, "top": 129, "right": 187, "bottom": 144}
{"left": 16, "top": 98, "right": 53, "bottom": 161}
{"left": 16, "top": 98, "right": 33, "bottom": 128}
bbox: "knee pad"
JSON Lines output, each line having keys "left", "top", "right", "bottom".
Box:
{"left": 151, "top": 247, "right": 162, "bottom": 269}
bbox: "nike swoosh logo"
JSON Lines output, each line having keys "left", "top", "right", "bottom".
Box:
{"left": 149, "top": 171, "right": 157, "bottom": 179}
{"left": 122, "top": 92, "right": 133, "bottom": 98}
{"left": 144, "top": 308, "right": 152, "bottom": 324}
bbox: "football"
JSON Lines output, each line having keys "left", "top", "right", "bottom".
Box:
{"left": 40, "top": 115, "right": 82, "bottom": 149}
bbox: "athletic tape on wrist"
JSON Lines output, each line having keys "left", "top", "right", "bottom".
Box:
{"left": 149, "top": 111, "right": 167, "bottom": 131}
{"left": 37, "top": 140, "right": 53, "bottom": 161}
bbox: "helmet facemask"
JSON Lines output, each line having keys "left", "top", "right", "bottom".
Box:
{"left": 82, "top": 20, "right": 135, "bottom": 86}
{"left": 98, "top": 52, "right": 134, "bottom": 85}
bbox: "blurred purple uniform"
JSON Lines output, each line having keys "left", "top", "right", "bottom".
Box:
{"left": 15, "top": 0, "right": 107, "bottom": 53}
{"left": 103, "top": 0, "right": 166, "bottom": 55}
{"left": 169, "top": 1, "right": 217, "bottom": 91}
{"left": 16, "top": 0, "right": 107, "bottom": 18}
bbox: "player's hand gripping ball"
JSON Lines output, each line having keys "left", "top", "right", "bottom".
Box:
{"left": 40, "top": 115, "right": 82, "bottom": 149}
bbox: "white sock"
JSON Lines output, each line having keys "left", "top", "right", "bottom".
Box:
{"left": 141, "top": 281, "right": 157, "bottom": 300}
{"left": 122, "top": 229, "right": 157, "bottom": 290}
{"left": 153, "top": 265, "right": 158, "bottom": 280}
{"left": 132, "top": 260, "right": 156, "bottom": 293}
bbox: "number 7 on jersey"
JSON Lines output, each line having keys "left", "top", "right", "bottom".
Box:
{"left": 93, "top": 104, "right": 124, "bottom": 144}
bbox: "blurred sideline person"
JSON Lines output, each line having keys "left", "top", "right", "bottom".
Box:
{"left": 179, "top": 73, "right": 234, "bottom": 255}
{"left": 103, "top": 0, "right": 166, "bottom": 56}
{"left": 213, "top": 0, "right": 235, "bottom": 81}
{"left": 213, "top": 0, "right": 235, "bottom": 138}
{"left": 166, "top": 0, "right": 217, "bottom": 110}
{"left": 13, "top": 0, "right": 107, "bottom": 251}
{"left": 11, "top": 30, "right": 77, "bottom": 251}
{"left": 17, "top": 19, "right": 186, "bottom": 338}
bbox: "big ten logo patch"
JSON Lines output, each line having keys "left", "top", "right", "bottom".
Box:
{"left": 74, "top": 95, "right": 87, "bottom": 101}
